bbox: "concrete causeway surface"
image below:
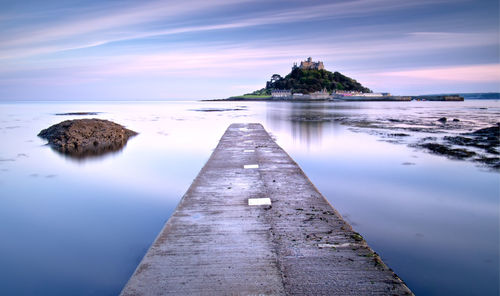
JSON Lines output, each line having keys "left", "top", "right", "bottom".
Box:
{"left": 121, "top": 123, "right": 413, "bottom": 296}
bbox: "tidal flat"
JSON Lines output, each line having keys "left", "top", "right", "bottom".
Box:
{"left": 292, "top": 107, "right": 500, "bottom": 170}
{"left": 0, "top": 100, "right": 498, "bottom": 296}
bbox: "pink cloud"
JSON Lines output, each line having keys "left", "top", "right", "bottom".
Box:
{"left": 377, "top": 64, "right": 500, "bottom": 82}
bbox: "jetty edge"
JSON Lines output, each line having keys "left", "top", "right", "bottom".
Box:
{"left": 121, "top": 123, "right": 413, "bottom": 295}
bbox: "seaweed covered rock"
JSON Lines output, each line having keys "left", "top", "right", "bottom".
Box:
{"left": 445, "top": 125, "right": 499, "bottom": 155}
{"left": 420, "top": 124, "right": 499, "bottom": 169}
{"left": 38, "top": 119, "right": 137, "bottom": 158}
{"left": 419, "top": 143, "right": 476, "bottom": 159}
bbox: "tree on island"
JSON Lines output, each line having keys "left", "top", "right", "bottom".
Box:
{"left": 244, "top": 63, "right": 371, "bottom": 97}
{"left": 266, "top": 67, "right": 371, "bottom": 94}
{"left": 270, "top": 74, "right": 282, "bottom": 84}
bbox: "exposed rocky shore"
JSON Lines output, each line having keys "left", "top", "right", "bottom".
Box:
{"left": 290, "top": 112, "right": 499, "bottom": 170}
{"left": 418, "top": 125, "right": 499, "bottom": 169}
{"left": 38, "top": 119, "right": 137, "bottom": 158}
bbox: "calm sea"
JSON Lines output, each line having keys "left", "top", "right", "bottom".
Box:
{"left": 0, "top": 100, "right": 498, "bottom": 295}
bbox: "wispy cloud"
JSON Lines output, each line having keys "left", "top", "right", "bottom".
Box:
{"left": 377, "top": 64, "right": 500, "bottom": 82}
{"left": 1, "top": 30, "right": 497, "bottom": 83}
{"left": 352, "top": 63, "right": 500, "bottom": 94}
{"left": 1, "top": 0, "right": 249, "bottom": 46}
{"left": 0, "top": 0, "right": 464, "bottom": 59}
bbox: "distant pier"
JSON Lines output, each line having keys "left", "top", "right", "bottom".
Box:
{"left": 121, "top": 123, "right": 413, "bottom": 295}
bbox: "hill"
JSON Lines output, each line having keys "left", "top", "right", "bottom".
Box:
{"left": 248, "top": 67, "right": 371, "bottom": 96}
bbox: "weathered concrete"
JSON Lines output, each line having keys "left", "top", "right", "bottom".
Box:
{"left": 121, "top": 123, "right": 413, "bottom": 295}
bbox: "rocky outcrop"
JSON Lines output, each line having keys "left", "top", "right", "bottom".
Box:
{"left": 419, "top": 143, "right": 476, "bottom": 159}
{"left": 444, "top": 125, "right": 499, "bottom": 155}
{"left": 419, "top": 124, "right": 500, "bottom": 169}
{"left": 38, "top": 119, "right": 137, "bottom": 158}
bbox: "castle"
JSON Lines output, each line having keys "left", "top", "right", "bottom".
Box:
{"left": 293, "top": 57, "right": 324, "bottom": 70}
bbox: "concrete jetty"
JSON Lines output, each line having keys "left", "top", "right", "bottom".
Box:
{"left": 121, "top": 123, "right": 413, "bottom": 295}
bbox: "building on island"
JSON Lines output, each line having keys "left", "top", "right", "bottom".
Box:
{"left": 294, "top": 57, "right": 325, "bottom": 70}
{"left": 271, "top": 89, "right": 292, "bottom": 98}
{"left": 310, "top": 88, "right": 330, "bottom": 99}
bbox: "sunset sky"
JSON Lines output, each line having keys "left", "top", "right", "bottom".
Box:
{"left": 0, "top": 0, "right": 499, "bottom": 100}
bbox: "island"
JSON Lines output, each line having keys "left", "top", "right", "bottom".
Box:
{"left": 221, "top": 57, "right": 463, "bottom": 102}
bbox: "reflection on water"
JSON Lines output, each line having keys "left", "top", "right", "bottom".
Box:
{"left": 0, "top": 100, "right": 498, "bottom": 296}
{"left": 266, "top": 103, "right": 329, "bottom": 149}
{"left": 43, "top": 140, "right": 133, "bottom": 161}
{"left": 266, "top": 102, "right": 366, "bottom": 150}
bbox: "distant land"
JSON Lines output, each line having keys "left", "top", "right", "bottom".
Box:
{"left": 219, "top": 57, "right": 495, "bottom": 102}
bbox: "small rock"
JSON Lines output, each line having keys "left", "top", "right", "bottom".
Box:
{"left": 38, "top": 119, "right": 137, "bottom": 158}
{"left": 470, "top": 125, "right": 499, "bottom": 137}
{"left": 437, "top": 117, "right": 447, "bottom": 123}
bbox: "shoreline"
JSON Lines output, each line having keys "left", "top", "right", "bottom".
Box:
{"left": 205, "top": 94, "right": 464, "bottom": 102}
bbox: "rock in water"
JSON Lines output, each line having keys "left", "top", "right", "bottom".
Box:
{"left": 38, "top": 119, "right": 137, "bottom": 158}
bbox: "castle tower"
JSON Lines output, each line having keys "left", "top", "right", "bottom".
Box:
{"left": 299, "top": 57, "right": 324, "bottom": 70}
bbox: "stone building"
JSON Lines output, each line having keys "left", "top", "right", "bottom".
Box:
{"left": 298, "top": 57, "right": 324, "bottom": 70}
{"left": 271, "top": 89, "right": 292, "bottom": 98}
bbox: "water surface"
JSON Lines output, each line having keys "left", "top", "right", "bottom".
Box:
{"left": 0, "top": 100, "right": 498, "bottom": 295}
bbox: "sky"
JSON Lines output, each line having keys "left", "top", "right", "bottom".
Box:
{"left": 0, "top": 0, "right": 499, "bottom": 100}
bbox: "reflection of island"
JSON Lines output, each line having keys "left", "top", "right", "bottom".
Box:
{"left": 266, "top": 102, "right": 348, "bottom": 149}
{"left": 38, "top": 119, "right": 137, "bottom": 160}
